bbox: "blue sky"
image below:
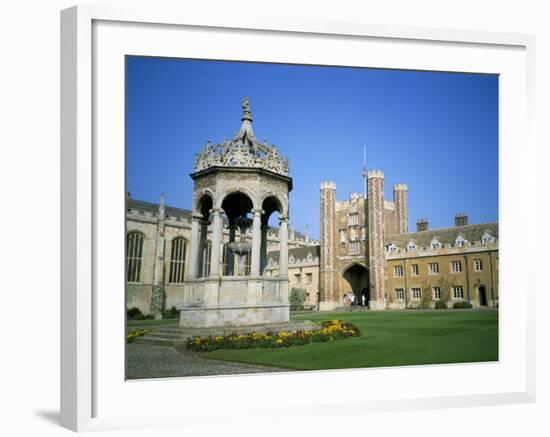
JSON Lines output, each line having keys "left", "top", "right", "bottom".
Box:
{"left": 126, "top": 57, "right": 498, "bottom": 240}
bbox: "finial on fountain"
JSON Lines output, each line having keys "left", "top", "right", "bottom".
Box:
{"left": 241, "top": 96, "right": 252, "bottom": 122}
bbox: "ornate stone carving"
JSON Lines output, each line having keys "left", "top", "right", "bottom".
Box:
{"left": 193, "top": 98, "right": 290, "bottom": 176}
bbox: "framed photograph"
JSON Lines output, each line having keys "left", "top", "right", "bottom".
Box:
{"left": 61, "top": 5, "right": 536, "bottom": 432}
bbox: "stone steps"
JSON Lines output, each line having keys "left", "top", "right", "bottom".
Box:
{"left": 133, "top": 320, "right": 322, "bottom": 348}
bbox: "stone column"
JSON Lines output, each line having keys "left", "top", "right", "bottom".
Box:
{"left": 227, "top": 222, "right": 237, "bottom": 276}
{"left": 208, "top": 208, "right": 223, "bottom": 277}
{"left": 186, "top": 214, "right": 202, "bottom": 280}
{"left": 151, "top": 193, "right": 166, "bottom": 319}
{"left": 250, "top": 209, "right": 262, "bottom": 276}
{"left": 260, "top": 224, "right": 268, "bottom": 274}
{"left": 279, "top": 215, "right": 289, "bottom": 277}
{"left": 197, "top": 219, "right": 208, "bottom": 277}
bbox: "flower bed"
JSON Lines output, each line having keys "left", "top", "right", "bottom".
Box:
{"left": 127, "top": 329, "right": 150, "bottom": 343}
{"left": 186, "top": 320, "right": 360, "bottom": 352}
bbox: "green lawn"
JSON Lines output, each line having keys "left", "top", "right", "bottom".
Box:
{"left": 200, "top": 310, "right": 499, "bottom": 370}
{"left": 127, "top": 318, "right": 178, "bottom": 327}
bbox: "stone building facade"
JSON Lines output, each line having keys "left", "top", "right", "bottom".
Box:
{"left": 263, "top": 177, "right": 498, "bottom": 311}
{"left": 126, "top": 98, "right": 498, "bottom": 315}
{"left": 127, "top": 174, "right": 498, "bottom": 314}
{"left": 316, "top": 174, "right": 499, "bottom": 310}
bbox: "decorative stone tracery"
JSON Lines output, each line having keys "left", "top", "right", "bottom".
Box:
{"left": 193, "top": 96, "right": 290, "bottom": 176}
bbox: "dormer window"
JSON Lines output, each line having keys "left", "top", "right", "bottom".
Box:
{"left": 407, "top": 242, "right": 417, "bottom": 252}
{"left": 430, "top": 238, "right": 441, "bottom": 250}
{"left": 455, "top": 235, "right": 467, "bottom": 247}
{"left": 481, "top": 231, "right": 495, "bottom": 245}
{"left": 386, "top": 243, "right": 397, "bottom": 253}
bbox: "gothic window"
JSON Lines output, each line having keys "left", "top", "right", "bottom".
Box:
{"left": 350, "top": 227, "right": 358, "bottom": 241}
{"left": 433, "top": 287, "right": 442, "bottom": 300}
{"left": 412, "top": 288, "right": 422, "bottom": 299}
{"left": 349, "top": 241, "right": 360, "bottom": 255}
{"left": 474, "top": 259, "right": 483, "bottom": 271}
{"left": 394, "top": 265, "right": 403, "bottom": 277}
{"left": 451, "top": 260, "right": 462, "bottom": 273}
{"left": 411, "top": 264, "right": 419, "bottom": 276}
{"left": 395, "top": 288, "right": 405, "bottom": 300}
{"left": 452, "top": 286, "right": 464, "bottom": 299}
{"left": 348, "top": 212, "right": 359, "bottom": 226}
{"left": 429, "top": 262, "right": 439, "bottom": 274}
{"left": 126, "top": 231, "right": 144, "bottom": 283}
{"left": 169, "top": 237, "right": 187, "bottom": 283}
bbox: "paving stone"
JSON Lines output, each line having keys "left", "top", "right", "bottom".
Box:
{"left": 126, "top": 343, "right": 286, "bottom": 380}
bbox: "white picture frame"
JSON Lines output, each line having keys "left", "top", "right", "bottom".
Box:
{"left": 60, "top": 5, "right": 536, "bottom": 432}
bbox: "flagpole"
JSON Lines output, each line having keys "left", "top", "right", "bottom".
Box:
{"left": 363, "top": 145, "right": 367, "bottom": 199}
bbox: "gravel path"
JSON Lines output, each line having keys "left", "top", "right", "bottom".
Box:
{"left": 126, "top": 343, "right": 287, "bottom": 380}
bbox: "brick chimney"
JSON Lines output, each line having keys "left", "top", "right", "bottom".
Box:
{"left": 416, "top": 219, "right": 429, "bottom": 232}
{"left": 455, "top": 213, "right": 468, "bottom": 227}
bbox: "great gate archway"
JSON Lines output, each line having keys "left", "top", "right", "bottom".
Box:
{"left": 342, "top": 263, "right": 369, "bottom": 307}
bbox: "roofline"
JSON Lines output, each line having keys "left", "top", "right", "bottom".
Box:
{"left": 387, "top": 221, "right": 498, "bottom": 239}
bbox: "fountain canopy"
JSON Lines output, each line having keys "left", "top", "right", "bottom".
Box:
{"left": 193, "top": 97, "right": 290, "bottom": 177}
{"left": 180, "top": 97, "right": 292, "bottom": 328}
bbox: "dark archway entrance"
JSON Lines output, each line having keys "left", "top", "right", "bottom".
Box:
{"left": 342, "top": 264, "right": 369, "bottom": 307}
{"left": 478, "top": 285, "right": 488, "bottom": 307}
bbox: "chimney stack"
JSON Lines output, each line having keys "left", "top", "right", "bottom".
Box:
{"left": 416, "top": 219, "right": 429, "bottom": 232}
{"left": 455, "top": 213, "right": 468, "bottom": 227}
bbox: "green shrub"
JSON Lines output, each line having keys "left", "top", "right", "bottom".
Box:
{"left": 420, "top": 292, "right": 433, "bottom": 309}
{"left": 434, "top": 300, "right": 447, "bottom": 309}
{"left": 453, "top": 301, "right": 473, "bottom": 309}
{"left": 127, "top": 307, "right": 143, "bottom": 320}
{"left": 162, "top": 306, "right": 179, "bottom": 319}
{"left": 289, "top": 288, "right": 306, "bottom": 311}
{"left": 127, "top": 307, "right": 156, "bottom": 320}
